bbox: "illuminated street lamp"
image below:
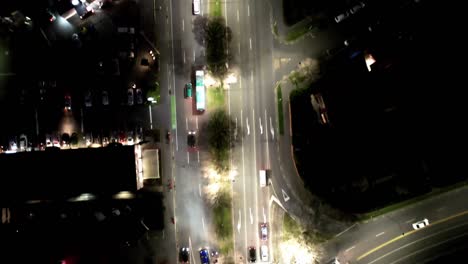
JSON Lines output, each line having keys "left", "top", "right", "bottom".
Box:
{"left": 147, "top": 97, "right": 156, "bottom": 104}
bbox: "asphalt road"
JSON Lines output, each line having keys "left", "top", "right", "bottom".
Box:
{"left": 324, "top": 186, "right": 468, "bottom": 263}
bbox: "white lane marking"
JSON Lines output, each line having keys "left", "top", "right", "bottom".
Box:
{"left": 202, "top": 217, "right": 205, "bottom": 231}
{"left": 234, "top": 117, "right": 238, "bottom": 140}
{"left": 436, "top": 207, "right": 445, "bottom": 211}
{"left": 405, "top": 218, "right": 416, "bottom": 224}
{"left": 259, "top": 118, "right": 263, "bottom": 134}
{"left": 199, "top": 183, "right": 202, "bottom": 197}
{"left": 249, "top": 207, "right": 253, "bottom": 224}
{"left": 282, "top": 189, "right": 290, "bottom": 202}
{"left": 238, "top": 42, "right": 241, "bottom": 55}
{"left": 270, "top": 117, "right": 274, "bottom": 140}
{"left": 265, "top": 109, "right": 270, "bottom": 168}
{"left": 237, "top": 210, "right": 242, "bottom": 233}
{"left": 345, "top": 246, "right": 355, "bottom": 252}
{"left": 237, "top": 9, "right": 239, "bottom": 22}
{"left": 196, "top": 116, "right": 199, "bottom": 129}
{"left": 247, "top": 4, "right": 250, "bottom": 17}
{"left": 182, "top": 19, "right": 185, "bottom": 32}
{"left": 193, "top": 50, "right": 196, "bottom": 62}
{"left": 187, "top": 152, "right": 190, "bottom": 164}
{"left": 183, "top": 50, "right": 186, "bottom": 63}
{"left": 251, "top": 70, "right": 254, "bottom": 83}
{"left": 197, "top": 151, "right": 200, "bottom": 163}
{"left": 246, "top": 118, "right": 250, "bottom": 135}
{"left": 376, "top": 232, "right": 385, "bottom": 237}
{"left": 367, "top": 222, "right": 468, "bottom": 264}
{"left": 249, "top": 38, "right": 252, "bottom": 50}
{"left": 263, "top": 207, "right": 266, "bottom": 223}
{"left": 185, "top": 118, "right": 188, "bottom": 130}
{"left": 189, "top": 237, "right": 197, "bottom": 263}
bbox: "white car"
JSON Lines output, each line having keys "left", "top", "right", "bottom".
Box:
{"left": 260, "top": 245, "right": 268, "bottom": 262}
{"left": 193, "top": 0, "right": 200, "bottom": 15}
{"left": 334, "top": 11, "right": 350, "bottom": 23}
{"left": 412, "top": 218, "right": 429, "bottom": 230}
{"left": 349, "top": 2, "right": 365, "bottom": 14}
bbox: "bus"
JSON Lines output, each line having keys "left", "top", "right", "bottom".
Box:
{"left": 195, "top": 70, "right": 205, "bottom": 111}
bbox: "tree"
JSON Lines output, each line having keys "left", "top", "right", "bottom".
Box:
{"left": 206, "top": 17, "right": 231, "bottom": 79}
{"left": 192, "top": 15, "right": 209, "bottom": 46}
{"left": 207, "top": 110, "right": 234, "bottom": 171}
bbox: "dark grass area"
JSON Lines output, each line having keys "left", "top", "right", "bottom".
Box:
{"left": 290, "top": 2, "right": 466, "bottom": 213}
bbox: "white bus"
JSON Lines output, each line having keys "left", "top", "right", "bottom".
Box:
{"left": 195, "top": 70, "right": 205, "bottom": 111}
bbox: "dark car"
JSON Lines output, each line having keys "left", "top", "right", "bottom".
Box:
{"left": 75, "top": 3, "right": 94, "bottom": 19}
{"left": 180, "top": 247, "right": 189, "bottom": 263}
{"left": 248, "top": 247, "right": 256, "bottom": 262}
{"left": 187, "top": 130, "right": 196, "bottom": 150}
{"left": 64, "top": 95, "right": 72, "bottom": 111}
{"left": 38, "top": 8, "right": 56, "bottom": 24}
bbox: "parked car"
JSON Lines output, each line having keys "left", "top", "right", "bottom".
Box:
{"left": 102, "top": 90, "right": 109, "bottom": 105}
{"left": 334, "top": 11, "right": 350, "bottom": 23}
{"left": 84, "top": 90, "right": 92, "bottom": 107}
{"left": 127, "top": 89, "right": 134, "bottom": 106}
{"left": 75, "top": 3, "right": 94, "bottom": 19}
{"left": 349, "top": 2, "right": 365, "bottom": 14}
{"left": 136, "top": 88, "right": 143, "bottom": 104}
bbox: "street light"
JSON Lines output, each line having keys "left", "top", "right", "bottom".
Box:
{"left": 147, "top": 97, "right": 156, "bottom": 104}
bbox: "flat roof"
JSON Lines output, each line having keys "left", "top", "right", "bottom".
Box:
{"left": 0, "top": 146, "right": 137, "bottom": 205}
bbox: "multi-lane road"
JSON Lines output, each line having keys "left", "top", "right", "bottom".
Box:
{"left": 139, "top": 0, "right": 468, "bottom": 263}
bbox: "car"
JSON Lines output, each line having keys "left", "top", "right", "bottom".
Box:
{"left": 84, "top": 90, "right": 92, "bottom": 107}
{"left": 260, "top": 245, "right": 268, "bottom": 262}
{"left": 412, "top": 218, "right": 429, "bottom": 230}
{"left": 185, "top": 83, "right": 193, "bottom": 98}
{"left": 180, "top": 247, "right": 190, "bottom": 263}
{"left": 100, "top": 0, "right": 113, "bottom": 8}
{"left": 127, "top": 89, "right": 134, "bottom": 106}
{"left": 40, "top": 8, "right": 56, "bottom": 23}
{"left": 199, "top": 248, "right": 209, "bottom": 264}
{"left": 260, "top": 223, "right": 268, "bottom": 241}
{"left": 248, "top": 247, "right": 256, "bottom": 263}
{"left": 64, "top": 95, "right": 72, "bottom": 111}
{"left": 166, "top": 130, "right": 171, "bottom": 143}
{"left": 127, "top": 131, "right": 134, "bottom": 145}
{"left": 102, "top": 90, "right": 109, "bottom": 105}
{"left": 187, "top": 130, "right": 196, "bottom": 149}
{"left": 334, "top": 11, "right": 350, "bottom": 23}
{"left": 19, "top": 134, "right": 28, "bottom": 151}
{"left": 136, "top": 88, "right": 143, "bottom": 104}
{"left": 193, "top": 0, "right": 201, "bottom": 15}
{"left": 75, "top": 3, "right": 94, "bottom": 19}
{"left": 349, "top": 2, "right": 365, "bottom": 14}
